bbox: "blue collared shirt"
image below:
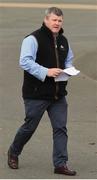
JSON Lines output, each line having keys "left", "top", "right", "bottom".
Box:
{"left": 20, "top": 35, "right": 74, "bottom": 82}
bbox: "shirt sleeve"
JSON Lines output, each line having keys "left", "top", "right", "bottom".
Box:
{"left": 65, "top": 44, "right": 74, "bottom": 68}
{"left": 19, "top": 35, "right": 48, "bottom": 82}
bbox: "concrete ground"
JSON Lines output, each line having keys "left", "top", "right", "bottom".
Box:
{"left": 0, "top": 0, "right": 97, "bottom": 179}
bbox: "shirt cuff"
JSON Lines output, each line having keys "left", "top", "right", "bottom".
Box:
{"left": 40, "top": 67, "right": 48, "bottom": 82}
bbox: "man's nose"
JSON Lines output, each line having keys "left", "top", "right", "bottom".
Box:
{"left": 56, "top": 21, "right": 60, "bottom": 25}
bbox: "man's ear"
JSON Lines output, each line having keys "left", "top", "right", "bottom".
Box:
{"left": 44, "top": 16, "right": 47, "bottom": 24}
{"left": 44, "top": 15, "right": 49, "bottom": 23}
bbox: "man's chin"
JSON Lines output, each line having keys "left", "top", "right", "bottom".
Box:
{"left": 52, "top": 30, "right": 59, "bottom": 34}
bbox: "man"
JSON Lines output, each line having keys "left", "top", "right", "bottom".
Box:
{"left": 8, "top": 7, "right": 76, "bottom": 176}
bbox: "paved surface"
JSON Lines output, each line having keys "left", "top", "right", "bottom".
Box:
{"left": 0, "top": 0, "right": 97, "bottom": 179}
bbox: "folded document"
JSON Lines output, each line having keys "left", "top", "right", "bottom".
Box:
{"left": 55, "top": 66, "right": 80, "bottom": 82}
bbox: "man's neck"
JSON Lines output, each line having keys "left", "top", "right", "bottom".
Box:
{"left": 53, "top": 33, "right": 58, "bottom": 38}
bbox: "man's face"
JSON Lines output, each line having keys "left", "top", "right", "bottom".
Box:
{"left": 44, "top": 13, "right": 63, "bottom": 33}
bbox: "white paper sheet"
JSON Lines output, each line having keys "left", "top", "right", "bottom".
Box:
{"left": 55, "top": 72, "right": 70, "bottom": 82}
{"left": 63, "top": 66, "right": 80, "bottom": 76}
{"left": 55, "top": 66, "right": 80, "bottom": 82}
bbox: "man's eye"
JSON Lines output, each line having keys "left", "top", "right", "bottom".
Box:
{"left": 59, "top": 20, "right": 62, "bottom": 23}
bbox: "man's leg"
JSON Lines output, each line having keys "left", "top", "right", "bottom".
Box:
{"left": 47, "top": 97, "right": 76, "bottom": 176}
{"left": 8, "top": 99, "right": 49, "bottom": 168}
{"left": 47, "top": 97, "right": 68, "bottom": 167}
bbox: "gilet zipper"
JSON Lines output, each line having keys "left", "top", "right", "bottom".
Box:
{"left": 53, "top": 35, "right": 59, "bottom": 100}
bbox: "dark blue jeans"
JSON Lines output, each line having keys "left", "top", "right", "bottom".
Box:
{"left": 10, "top": 97, "right": 68, "bottom": 167}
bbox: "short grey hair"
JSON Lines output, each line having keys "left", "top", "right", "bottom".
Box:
{"left": 45, "top": 7, "right": 63, "bottom": 17}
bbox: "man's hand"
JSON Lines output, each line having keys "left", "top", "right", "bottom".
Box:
{"left": 47, "top": 68, "right": 63, "bottom": 78}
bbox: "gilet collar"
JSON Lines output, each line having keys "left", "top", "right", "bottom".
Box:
{"left": 40, "top": 23, "right": 64, "bottom": 38}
